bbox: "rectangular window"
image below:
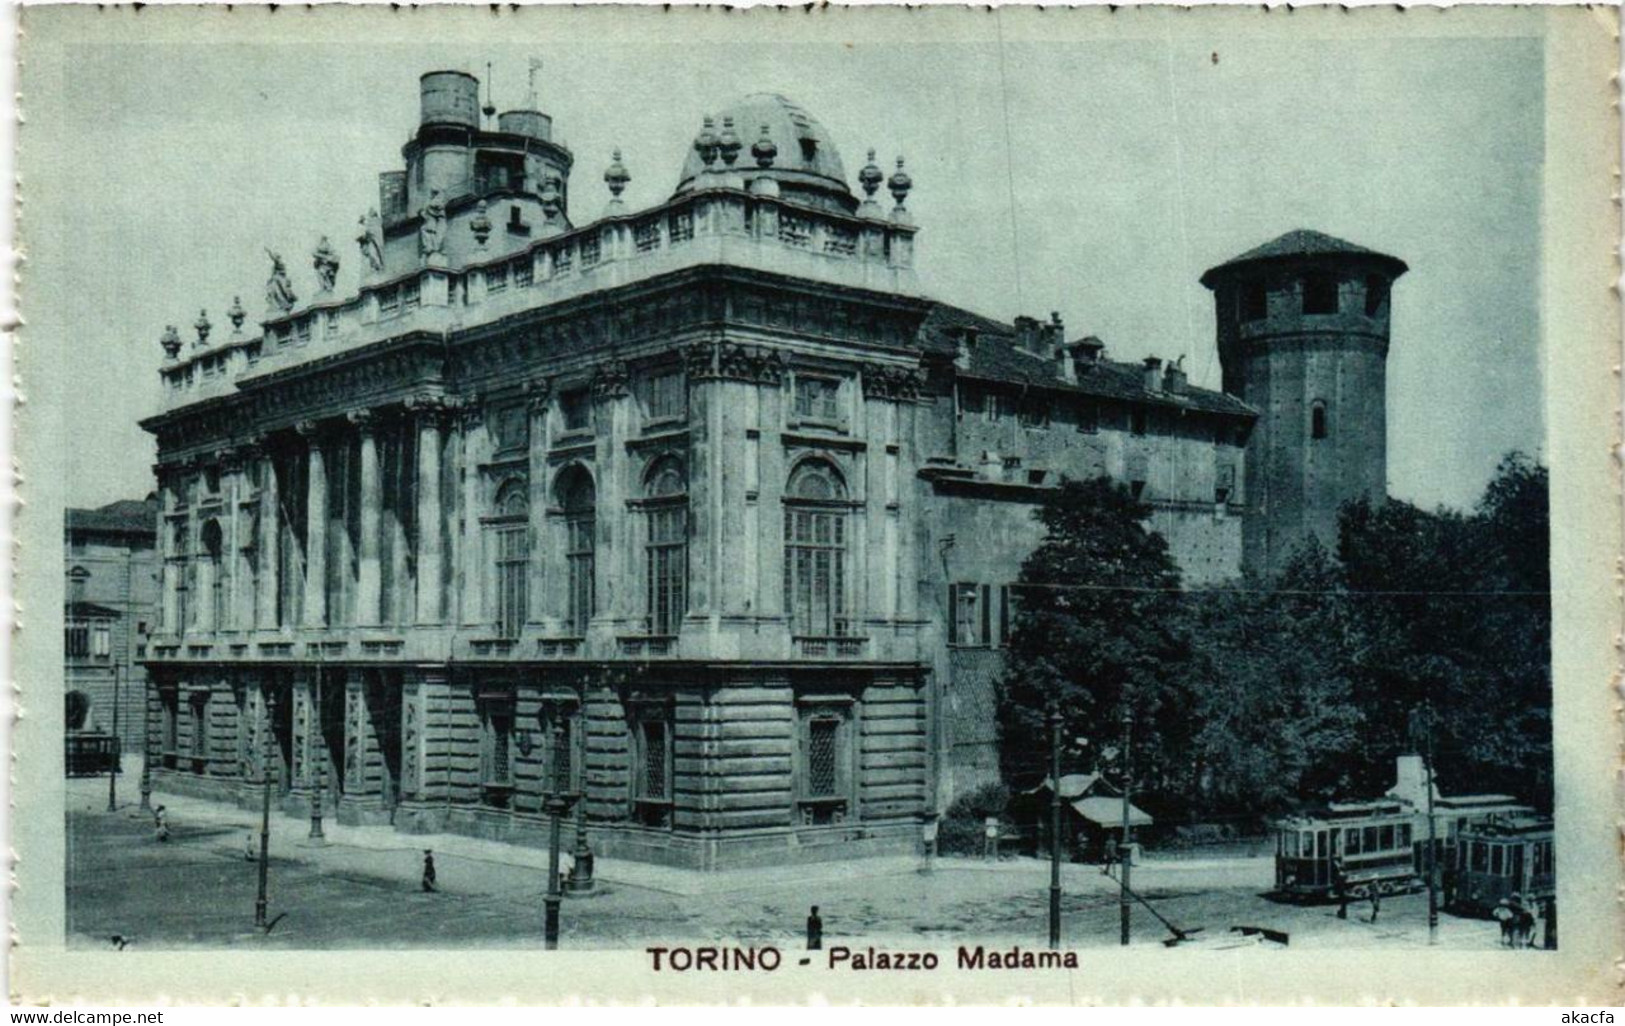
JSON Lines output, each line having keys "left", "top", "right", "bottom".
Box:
{"left": 793, "top": 376, "right": 841, "bottom": 424}
{"left": 668, "top": 210, "right": 694, "bottom": 244}
{"left": 643, "top": 370, "right": 685, "bottom": 423}
{"left": 1364, "top": 275, "right": 1388, "bottom": 317}
{"left": 807, "top": 718, "right": 839, "bottom": 797}
{"left": 92, "top": 625, "right": 111, "bottom": 660}
{"left": 485, "top": 264, "right": 509, "bottom": 294}
{"left": 495, "top": 527, "right": 527, "bottom": 638}
{"left": 634, "top": 220, "right": 661, "bottom": 253}
{"left": 1346, "top": 828, "right": 1362, "bottom": 855}
{"left": 402, "top": 279, "right": 420, "bottom": 311}
{"left": 998, "top": 584, "right": 1019, "bottom": 648}
{"left": 823, "top": 225, "right": 857, "bottom": 256}
{"left": 580, "top": 235, "right": 602, "bottom": 268}
{"left": 779, "top": 214, "right": 812, "bottom": 248}
{"left": 295, "top": 318, "right": 312, "bottom": 346}
{"left": 513, "top": 257, "right": 534, "bottom": 289}
{"left": 784, "top": 509, "right": 847, "bottom": 637}
{"left": 65, "top": 622, "right": 90, "bottom": 659}
{"left": 552, "top": 245, "right": 573, "bottom": 275}
{"left": 379, "top": 286, "right": 401, "bottom": 317}
{"left": 1363, "top": 826, "right": 1379, "bottom": 853}
{"left": 481, "top": 701, "right": 515, "bottom": 794}
{"left": 560, "top": 389, "right": 591, "bottom": 433}
{"left": 632, "top": 710, "right": 674, "bottom": 827}
{"left": 646, "top": 506, "right": 686, "bottom": 636}
{"left": 324, "top": 310, "right": 340, "bottom": 338}
{"left": 1215, "top": 464, "right": 1236, "bottom": 505}
{"left": 797, "top": 706, "right": 851, "bottom": 826}
{"left": 1076, "top": 402, "right": 1099, "bottom": 434}
{"left": 949, "top": 583, "right": 979, "bottom": 646}
{"left": 566, "top": 513, "right": 595, "bottom": 636}
{"left": 1303, "top": 274, "right": 1339, "bottom": 315}
{"left": 189, "top": 693, "right": 209, "bottom": 761}
{"left": 1019, "top": 398, "right": 1050, "bottom": 430}
{"left": 490, "top": 404, "right": 529, "bottom": 454}
{"left": 1380, "top": 825, "right": 1395, "bottom": 851}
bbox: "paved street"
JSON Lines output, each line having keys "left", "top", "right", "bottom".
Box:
{"left": 68, "top": 769, "right": 1517, "bottom": 952}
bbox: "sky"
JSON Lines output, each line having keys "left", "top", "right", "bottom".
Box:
{"left": 22, "top": 12, "right": 1545, "bottom": 513}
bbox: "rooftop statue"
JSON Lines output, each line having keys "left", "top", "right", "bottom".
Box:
{"left": 312, "top": 236, "right": 340, "bottom": 294}
{"left": 419, "top": 189, "right": 447, "bottom": 259}
{"left": 356, "top": 209, "right": 384, "bottom": 275}
{"left": 265, "top": 249, "right": 297, "bottom": 314}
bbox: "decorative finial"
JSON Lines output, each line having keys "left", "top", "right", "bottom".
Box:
{"left": 859, "top": 149, "right": 884, "bottom": 199}
{"left": 470, "top": 199, "right": 493, "bottom": 249}
{"left": 193, "top": 309, "right": 212, "bottom": 347}
{"left": 312, "top": 235, "right": 340, "bottom": 294}
{"left": 752, "top": 124, "right": 777, "bottom": 169}
{"left": 718, "top": 117, "right": 741, "bottom": 168}
{"left": 604, "top": 148, "right": 630, "bottom": 200}
{"left": 694, "top": 116, "right": 720, "bottom": 170}
{"left": 888, "top": 156, "right": 912, "bottom": 209}
{"left": 160, "top": 325, "right": 182, "bottom": 361}
{"left": 227, "top": 296, "right": 246, "bottom": 334}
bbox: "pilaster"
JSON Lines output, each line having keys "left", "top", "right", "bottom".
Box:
{"left": 351, "top": 410, "right": 383, "bottom": 627}
{"left": 297, "top": 422, "right": 329, "bottom": 628}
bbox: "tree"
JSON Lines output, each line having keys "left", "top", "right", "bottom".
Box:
{"left": 997, "top": 477, "right": 1189, "bottom": 790}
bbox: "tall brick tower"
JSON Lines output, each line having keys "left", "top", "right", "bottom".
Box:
{"left": 1201, "top": 230, "right": 1408, "bottom": 577}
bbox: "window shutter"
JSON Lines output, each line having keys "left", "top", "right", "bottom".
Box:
{"left": 980, "top": 584, "right": 992, "bottom": 646}
{"left": 948, "top": 585, "right": 960, "bottom": 645}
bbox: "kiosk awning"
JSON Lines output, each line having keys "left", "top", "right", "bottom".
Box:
{"left": 1072, "top": 797, "right": 1153, "bottom": 828}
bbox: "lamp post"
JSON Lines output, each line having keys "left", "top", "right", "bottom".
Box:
{"left": 255, "top": 689, "right": 275, "bottom": 928}
{"left": 106, "top": 664, "right": 121, "bottom": 812}
{"left": 1047, "top": 699, "right": 1063, "bottom": 950}
{"left": 542, "top": 699, "right": 578, "bottom": 948}
{"left": 138, "top": 674, "right": 153, "bottom": 813}
{"left": 567, "top": 692, "right": 594, "bottom": 893}
{"left": 1119, "top": 704, "right": 1134, "bottom": 948}
{"left": 308, "top": 666, "right": 326, "bottom": 843}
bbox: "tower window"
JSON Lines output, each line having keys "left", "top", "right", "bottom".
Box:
{"left": 1303, "top": 274, "right": 1339, "bottom": 315}
{"left": 1240, "top": 280, "right": 1268, "bottom": 322}
{"left": 800, "top": 138, "right": 819, "bottom": 163}
{"left": 1364, "top": 275, "right": 1388, "bottom": 317}
{"left": 1311, "top": 401, "right": 1329, "bottom": 441}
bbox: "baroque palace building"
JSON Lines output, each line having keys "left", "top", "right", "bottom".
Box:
{"left": 139, "top": 71, "right": 1403, "bottom": 868}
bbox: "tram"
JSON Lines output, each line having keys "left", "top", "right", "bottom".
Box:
{"left": 1449, "top": 814, "right": 1555, "bottom": 916}
{"left": 1272, "top": 758, "right": 1535, "bottom": 903}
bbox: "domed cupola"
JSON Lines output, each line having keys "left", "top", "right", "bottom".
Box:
{"left": 673, "top": 93, "right": 856, "bottom": 214}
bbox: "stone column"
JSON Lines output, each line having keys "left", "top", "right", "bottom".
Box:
{"left": 591, "top": 361, "right": 631, "bottom": 635}
{"left": 257, "top": 449, "right": 282, "bottom": 630}
{"left": 351, "top": 410, "right": 383, "bottom": 627}
{"left": 297, "top": 422, "right": 329, "bottom": 629}
{"left": 410, "top": 399, "right": 446, "bottom": 625}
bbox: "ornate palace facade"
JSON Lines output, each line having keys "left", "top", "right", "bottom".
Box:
{"left": 139, "top": 71, "right": 1396, "bottom": 867}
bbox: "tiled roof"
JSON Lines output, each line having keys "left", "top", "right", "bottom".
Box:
{"left": 1199, "top": 229, "right": 1407, "bottom": 285}
{"left": 916, "top": 303, "right": 1256, "bottom": 420}
{"left": 66, "top": 498, "right": 158, "bottom": 537}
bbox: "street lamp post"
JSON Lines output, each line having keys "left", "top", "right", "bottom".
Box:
{"left": 1424, "top": 707, "right": 1440, "bottom": 945}
{"left": 255, "top": 690, "right": 275, "bottom": 928}
{"left": 107, "top": 664, "right": 121, "bottom": 812}
{"left": 138, "top": 674, "right": 153, "bottom": 813}
{"left": 308, "top": 666, "right": 326, "bottom": 843}
{"left": 1047, "top": 700, "right": 1063, "bottom": 950}
{"left": 542, "top": 701, "right": 578, "bottom": 948}
{"left": 567, "top": 696, "right": 594, "bottom": 893}
{"left": 1119, "top": 704, "right": 1134, "bottom": 948}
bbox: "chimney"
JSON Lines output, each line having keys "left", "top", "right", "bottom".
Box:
{"left": 1142, "top": 356, "right": 1163, "bottom": 392}
{"left": 1039, "top": 311, "right": 1065, "bottom": 358}
{"left": 1068, "top": 336, "right": 1105, "bottom": 371}
{"left": 1056, "top": 346, "right": 1076, "bottom": 384}
{"left": 1164, "top": 359, "right": 1187, "bottom": 394}
{"left": 1013, "top": 315, "right": 1041, "bottom": 354}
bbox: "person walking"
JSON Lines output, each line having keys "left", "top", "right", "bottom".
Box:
{"left": 1102, "top": 837, "right": 1118, "bottom": 875}
{"left": 244, "top": 830, "right": 257, "bottom": 862}
{"left": 1368, "top": 885, "right": 1381, "bottom": 924}
{"left": 806, "top": 906, "right": 823, "bottom": 950}
{"left": 421, "top": 849, "right": 437, "bottom": 893}
{"left": 1493, "top": 897, "right": 1515, "bottom": 947}
{"left": 152, "top": 805, "right": 169, "bottom": 843}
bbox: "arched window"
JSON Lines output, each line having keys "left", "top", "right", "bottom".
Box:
{"left": 490, "top": 480, "right": 528, "bottom": 638}
{"left": 643, "top": 457, "right": 688, "bottom": 636}
{"left": 556, "top": 466, "right": 596, "bottom": 636}
{"left": 783, "top": 460, "right": 849, "bottom": 637}
{"left": 1311, "top": 400, "right": 1329, "bottom": 441}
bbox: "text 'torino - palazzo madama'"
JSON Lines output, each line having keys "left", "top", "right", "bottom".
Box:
{"left": 139, "top": 70, "right": 1403, "bottom": 868}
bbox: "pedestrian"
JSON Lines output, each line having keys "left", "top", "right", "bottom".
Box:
{"left": 806, "top": 905, "right": 823, "bottom": 950}
{"left": 1511, "top": 893, "right": 1535, "bottom": 948}
{"left": 1102, "top": 837, "right": 1118, "bottom": 875}
{"left": 1493, "top": 897, "right": 1515, "bottom": 947}
{"left": 244, "top": 830, "right": 257, "bottom": 862}
{"left": 1368, "top": 886, "right": 1381, "bottom": 924}
{"left": 1331, "top": 856, "right": 1349, "bottom": 920}
{"left": 153, "top": 805, "right": 169, "bottom": 843}
{"left": 421, "top": 849, "right": 437, "bottom": 893}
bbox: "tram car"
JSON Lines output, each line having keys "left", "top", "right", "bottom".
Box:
{"left": 1449, "top": 814, "right": 1555, "bottom": 916}
{"left": 1272, "top": 757, "right": 1535, "bottom": 903}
